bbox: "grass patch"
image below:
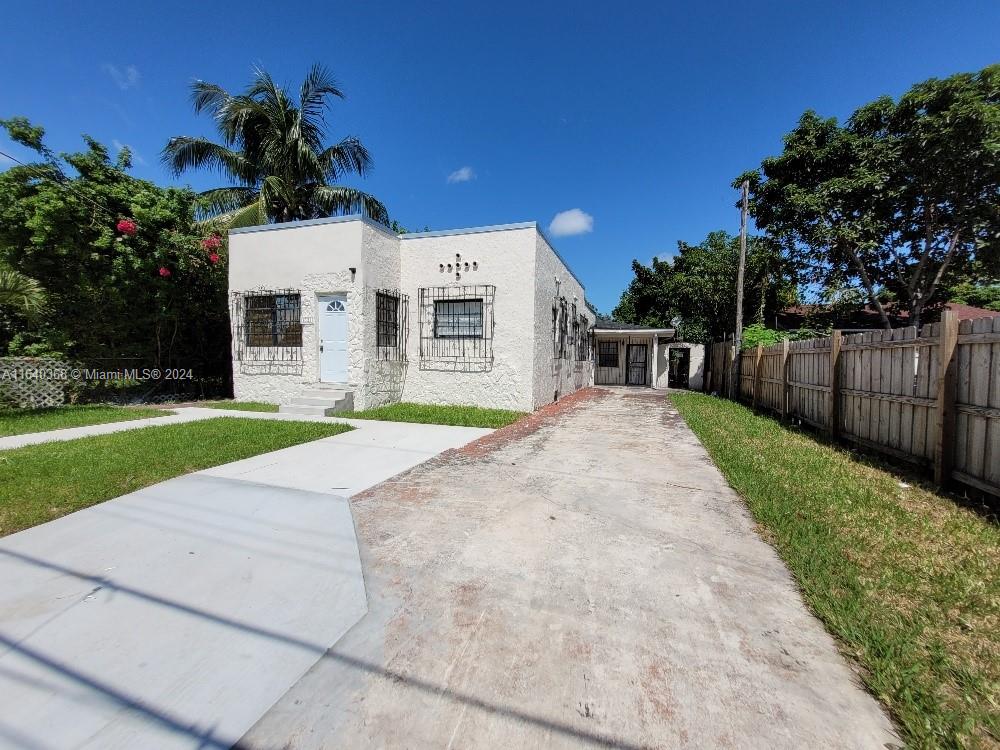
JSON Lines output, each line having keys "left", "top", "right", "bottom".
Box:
{"left": 0, "top": 404, "right": 167, "bottom": 437}
{"left": 348, "top": 402, "right": 524, "bottom": 428}
{"left": 0, "top": 418, "right": 351, "bottom": 536}
{"left": 671, "top": 392, "right": 999, "bottom": 749}
{"left": 198, "top": 400, "right": 279, "bottom": 412}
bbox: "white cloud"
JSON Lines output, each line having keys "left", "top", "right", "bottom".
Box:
{"left": 446, "top": 166, "right": 475, "bottom": 184}
{"left": 112, "top": 139, "right": 146, "bottom": 166}
{"left": 103, "top": 64, "right": 141, "bottom": 90}
{"left": 548, "top": 208, "right": 594, "bottom": 237}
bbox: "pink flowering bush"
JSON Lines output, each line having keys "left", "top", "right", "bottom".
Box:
{"left": 158, "top": 266, "right": 171, "bottom": 278}
{"left": 116, "top": 218, "right": 137, "bottom": 235}
{"left": 201, "top": 234, "right": 222, "bottom": 250}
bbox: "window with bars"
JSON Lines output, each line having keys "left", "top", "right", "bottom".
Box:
{"left": 558, "top": 299, "right": 569, "bottom": 358}
{"left": 418, "top": 286, "right": 495, "bottom": 367}
{"left": 434, "top": 299, "right": 484, "bottom": 338}
{"left": 577, "top": 315, "right": 590, "bottom": 360}
{"left": 376, "top": 292, "right": 399, "bottom": 348}
{"left": 597, "top": 340, "right": 618, "bottom": 368}
{"left": 570, "top": 304, "right": 579, "bottom": 360}
{"left": 243, "top": 293, "right": 302, "bottom": 347}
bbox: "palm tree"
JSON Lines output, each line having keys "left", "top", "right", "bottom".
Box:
{"left": 0, "top": 264, "right": 45, "bottom": 316}
{"left": 163, "top": 64, "right": 388, "bottom": 228}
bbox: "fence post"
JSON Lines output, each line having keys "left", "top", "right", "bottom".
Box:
{"left": 829, "top": 330, "right": 842, "bottom": 438}
{"left": 724, "top": 339, "right": 734, "bottom": 399}
{"left": 780, "top": 339, "right": 790, "bottom": 421}
{"left": 752, "top": 344, "right": 763, "bottom": 409}
{"left": 933, "top": 311, "right": 960, "bottom": 485}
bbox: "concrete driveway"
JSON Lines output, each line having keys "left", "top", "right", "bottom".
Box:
{"left": 0, "top": 417, "right": 488, "bottom": 749}
{"left": 242, "top": 389, "right": 898, "bottom": 749}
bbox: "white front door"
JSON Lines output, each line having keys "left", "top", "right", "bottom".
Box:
{"left": 318, "top": 294, "right": 348, "bottom": 383}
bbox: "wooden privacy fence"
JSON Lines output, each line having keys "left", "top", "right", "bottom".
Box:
{"left": 705, "top": 311, "right": 1000, "bottom": 497}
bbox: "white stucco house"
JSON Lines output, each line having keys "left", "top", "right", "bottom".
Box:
{"left": 227, "top": 215, "right": 703, "bottom": 414}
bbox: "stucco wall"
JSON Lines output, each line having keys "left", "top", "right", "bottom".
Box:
{"left": 532, "top": 233, "right": 590, "bottom": 408}
{"left": 654, "top": 342, "right": 706, "bottom": 390}
{"left": 228, "top": 219, "right": 367, "bottom": 404}
{"left": 358, "top": 223, "right": 405, "bottom": 408}
{"left": 399, "top": 227, "right": 538, "bottom": 412}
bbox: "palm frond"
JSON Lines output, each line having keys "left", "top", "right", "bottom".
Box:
{"left": 0, "top": 266, "right": 45, "bottom": 316}
{"left": 161, "top": 137, "right": 257, "bottom": 182}
{"left": 318, "top": 137, "right": 373, "bottom": 179}
{"left": 196, "top": 186, "right": 260, "bottom": 217}
{"left": 211, "top": 197, "right": 268, "bottom": 230}
{"left": 190, "top": 81, "right": 232, "bottom": 115}
{"left": 299, "top": 63, "right": 344, "bottom": 128}
{"left": 312, "top": 185, "right": 389, "bottom": 225}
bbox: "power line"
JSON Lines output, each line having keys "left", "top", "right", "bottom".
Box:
{"left": 0, "top": 149, "right": 119, "bottom": 220}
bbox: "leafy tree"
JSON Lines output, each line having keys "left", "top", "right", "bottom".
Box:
{"left": 946, "top": 281, "right": 1000, "bottom": 311}
{"left": 740, "top": 64, "right": 1000, "bottom": 330}
{"left": 613, "top": 231, "right": 795, "bottom": 343}
{"left": 0, "top": 119, "right": 230, "bottom": 394}
{"left": 163, "top": 64, "right": 389, "bottom": 228}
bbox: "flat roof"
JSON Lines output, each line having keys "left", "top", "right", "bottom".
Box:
{"left": 228, "top": 214, "right": 397, "bottom": 239}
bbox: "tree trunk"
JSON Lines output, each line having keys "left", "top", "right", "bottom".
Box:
{"left": 845, "top": 245, "right": 892, "bottom": 329}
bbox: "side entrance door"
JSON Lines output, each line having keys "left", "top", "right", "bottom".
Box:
{"left": 626, "top": 344, "right": 648, "bottom": 386}
{"left": 318, "top": 294, "right": 348, "bottom": 383}
{"left": 668, "top": 347, "right": 690, "bottom": 388}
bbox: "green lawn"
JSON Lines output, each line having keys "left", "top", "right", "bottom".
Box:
{"left": 0, "top": 418, "right": 352, "bottom": 536}
{"left": 671, "top": 392, "right": 998, "bottom": 749}
{"left": 347, "top": 402, "right": 525, "bottom": 428}
{"left": 0, "top": 404, "right": 167, "bottom": 437}
{"left": 197, "top": 400, "right": 279, "bottom": 412}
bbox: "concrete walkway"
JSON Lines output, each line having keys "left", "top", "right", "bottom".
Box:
{"left": 0, "top": 406, "right": 474, "bottom": 451}
{"left": 0, "top": 413, "right": 489, "bottom": 749}
{"left": 242, "top": 389, "right": 899, "bottom": 749}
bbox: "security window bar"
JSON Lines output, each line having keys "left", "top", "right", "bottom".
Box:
{"left": 597, "top": 341, "right": 618, "bottom": 368}
{"left": 377, "top": 292, "right": 398, "bottom": 348}
{"left": 231, "top": 289, "right": 305, "bottom": 363}
{"left": 434, "top": 299, "right": 483, "bottom": 338}
{"left": 570, "top": 303, "right": 579, "bottom": 360}
{"left": 577, "top": 315, "right": 590, "bottom": 360}
{"left": 374, "top": 289, "right": 408, "bottom": 361}
{"left": 418, "top": 285, "right": 495, "bottom": 363}
{"left": 245, "top": 293, "right": 302, "bottom": 347}
{"left": 558, "top": 298, "right": 569, "bottom": 359}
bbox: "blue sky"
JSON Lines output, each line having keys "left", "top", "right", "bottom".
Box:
{"left": 2, "top": 1, "right": 998, "bottom": 312}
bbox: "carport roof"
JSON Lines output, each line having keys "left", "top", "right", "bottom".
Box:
{"left": 592, "top": 319, "right": 676, "bottom": 336}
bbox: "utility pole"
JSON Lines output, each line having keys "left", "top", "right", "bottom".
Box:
{"left": 731, "top": 179, "right": 749, "bottom": 398}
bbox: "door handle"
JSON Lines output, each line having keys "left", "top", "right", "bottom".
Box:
{"left": 320, "top": 344, "right": 324, "bottom": 352}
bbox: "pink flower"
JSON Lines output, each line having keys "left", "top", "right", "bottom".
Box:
{"left": 208, "top": 252, "right": 220, "bottom": 265}
{"left": 117, "top": 219, "right": 137, "bottom": 236}
{"left": 158, "top": 267, "right": 171, "bottom": 278}
{"left": 201, "top": 234, "right": 222, "bottom": 250}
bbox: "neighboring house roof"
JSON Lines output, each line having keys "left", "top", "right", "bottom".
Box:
{"left": 941, "top": 302, "right": 1000, "bottom": 320}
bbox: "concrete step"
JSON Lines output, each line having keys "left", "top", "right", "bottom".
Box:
{"left": 279, "top": 390, "right": 354, "bottom": 417}
{"left": 288, "top": 396, "right": 348, "bottom": 407}
{"left": 278, "top": 404, "right": 331, "bottom": 416}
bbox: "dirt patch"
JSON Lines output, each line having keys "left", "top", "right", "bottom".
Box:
{"left": 455, "top": 387, "right": 610, "bottom": 459}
